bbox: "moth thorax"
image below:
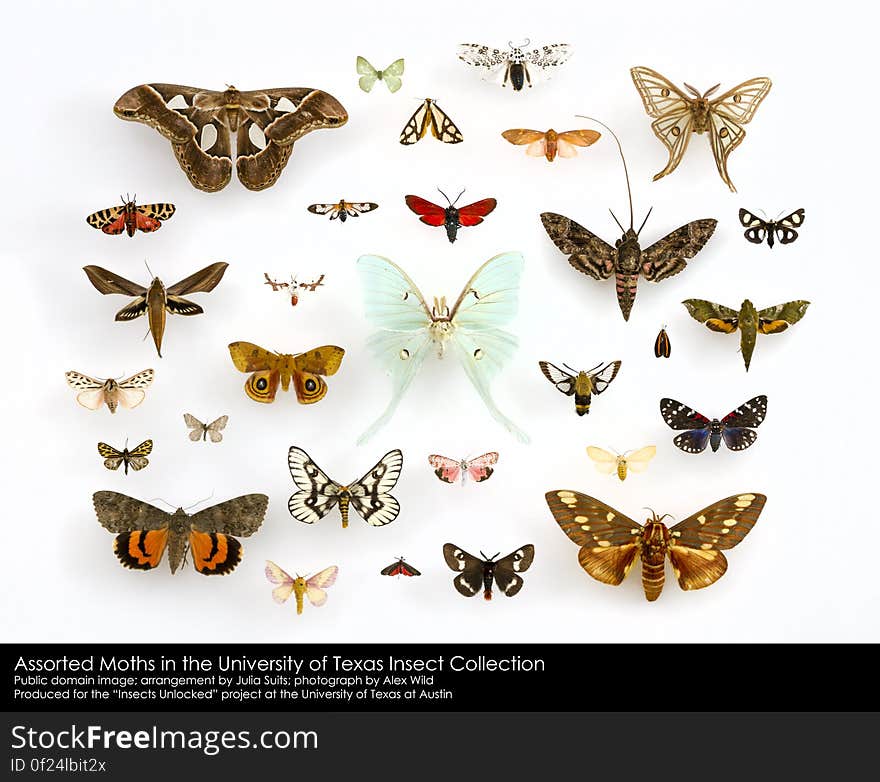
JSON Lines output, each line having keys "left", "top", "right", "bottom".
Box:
{"left": 339, "top": 494, "right": 350, "bottom": 528}
{"left": 429, "top": 319, "right": 454, "bottom": 357}
{"left": 617, "top": 459, "right": 628, "bottom": 481}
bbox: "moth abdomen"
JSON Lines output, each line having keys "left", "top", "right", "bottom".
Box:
{"left": 641, "top": 559, "right": 666, "bottom": 602}
{"left": 574, "top": 394, "right": 591, "bottom": 416}
{"left": 615, "top": 272, "right": 639, "bottom": 321}
{"left": 509, "top": 63, "right": 526, "bottom": 90}
{"left": 617, "top": 461, "right": 627, "bottom": 481}
{"left": 339, "top": 495, "right": 350, "bottom": 528}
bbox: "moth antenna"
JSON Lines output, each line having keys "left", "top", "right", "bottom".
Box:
{"left": 480, "top": 551, "right": 488, "bottom": 560}
{"left": 609, "top": 209, "right": 625, "bottom": 233}
{"left": 144, "top": 497, "right": 178, "bottom": 511}
{"left": 509, "top": 38, "right": 530, "bottom": 49}
{"left": 562, "top": 362, "right": 579, "bottom": 374}
{"left": 184, "top": 491, "right": 215, "bottom": 512}
{"left": 490, "top": 552, "right": 500, "bottom": 561}
{"left": 437, "top": 187, "right": 452, "bottom": 205}
{"left": 637, "top": 207, "right": 654, "bottom": 236}
{"left": 704, "top": 83, "right": 721, "bottom": 98}
{"left": 143, "top": 259, "right": 155, "bottom": 277}
{"left": 576, "top": 115, "right": 633, "bottom": 229}
{"left": 453, "top": 187, "right": 466, "bottom": 205}
{"left": 684, "top": 83, "right": 702, "bottom": 98}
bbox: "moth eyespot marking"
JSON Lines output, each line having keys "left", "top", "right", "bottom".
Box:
{"left": 661, "top": 88, "right": 670, "bottom": 97}
{"left": 473, "top": 348, "right": 483, "bottom": 360}
{"left": 399, "top": 349, "right": 410, "bottom": 360}
{"left": 733, "top": 94, "right": 742, "bottom": 103}
{"left": 719, "top": 127, "right": 729, "bottom": 138}
{"left": 199, "top": 123, "right": 218, "bottom": 152}
{"left": 722, "top": 518, "right": 738, "bottom": 527}
{"left": 596, "top": 541, "right": 611, "bottom": 548}
{"left": 305, "top": 379, "right": 317, "bottom": 392}
{"left": 248, "top": 123, "right": 267, "bottom": 150}
{"left": 697, "top": 515, "right": 706, "bottom": 525}
{"left": 671, "top": 126, "right": 681, "bottom": 137}
{"left": 255, "top": 378, "right": 268, "bottom": 391}
{"left": 700, "top": 543, "right": 713, "bottom": 550}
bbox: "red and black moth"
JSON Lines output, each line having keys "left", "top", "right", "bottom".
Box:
{"left": 654, "top": 326, "right": 671, "bottom": 358}
{"left": 380, "top": 557, "right": 421, "bottom": 577}
{"left": 86, "top": 195, "right": 176, "bottom": 237}
{"left": 404, "top": 189, "right": 496, "bottom": 243}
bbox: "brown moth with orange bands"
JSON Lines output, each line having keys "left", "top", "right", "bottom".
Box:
{"left": 228, "top": 342, "right": 344, "bottom": 404}
{"left": 92, "top": 491, "right": 268, "bottom": 576}
{"left": 545, "top": 490, "right": 766, "bottom": 601}
{"left": 114, "top": 84, "right": 347, "bottom": 192}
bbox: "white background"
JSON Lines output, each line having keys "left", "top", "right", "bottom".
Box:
{"left": 2, "top": 0, "right": 873, "bottom": 642}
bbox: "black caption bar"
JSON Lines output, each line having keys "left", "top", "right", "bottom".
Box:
{"left": 3, "top": 643, "right": 877, "bottom": 712}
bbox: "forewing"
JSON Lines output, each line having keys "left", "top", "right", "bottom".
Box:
{"left": 625, "top": 446, "right": 656, "bottom": 473}
{"left": 92, "top": 491, "right": 169, "bottom": 533}
{"left": 557, "top": 129, "right": 601, "bottom": 147}
{"left": 357, "top": 254, "right": 432, "bottom": 330}
{"left": 129, "top": 440, "right": 153, "bottom": 458}
{"left": 586, "top": 446, "right": 618, "bottom": 474}
{"left": 356, "top": 56, "right": 379, "bottom": 92}
{"left": 183, "top": 413, "right": 207, "bottom": 440}
{"left": 682, "top": 299, "right": 740, "bottom": 332}
{"left": 457, "top": 198, "right": 497, "bottom": 227}
{"left": 83, "top": 265, "right": 146, "bottom": 296}
{"left": 442, "top": 544, "right": 485, "bottom": 598}
{"left": 264, "top": 560, "right": 296, "bottom": 604}
{"left": 307, "top": 565, "right": 339, "bottom": 590}
{"left": 308, "top": 203, "right": 340, "bottom": 217}
{"left": 502, "top": 129, "right": 546, "bottom": 147}
{"left": 641, "top": 220, "right": 718, "bottom": 281}
{"left": 539, "top": 361, "right": 575, "bottom": 395}
{"left": 404, "top": 195, "right": 447, "bottom": 226}
{"left": 449, "top": 251, "right": 524, "bottom": 327}
{"left": 166, "top": 262, "right": 228, "bottom": 295}
{"left": 775, "top": 209, "right": 805, "bottom": 244}
{"left": 350, "top": 449, "right": 404, "bottom": 526}
{"left": 711, "top": 78, "right": 772, "bottom": 124}
{"left": 428, "top": 455, "right": 462, "bottom": 484}
{"left": 540, "top": 213, "right": 615, "bottom": 280}
{"left": 589, "top": 360, "right": 621, "bottom": 394}
{"left": 739, "top": 208, "right": 768, "bottom": 244}
{"left": 228, "top": 341, "right": 276, "bottom": 372}
{"left": 189, "top": 494, "right": 268, "bottom": 536}
{"left": 86, "top": 205, "right": 125, "bottom": 230}
{"left": 98, "top": 443, "right": 123, "bottom": 471}
{"left": 757, "top": 301, "right": 810, "bottom": 331}
{"left": 466, "top": 452, "right": 498, "bottom": 483}
{"left": 723, "top": 395, "right": 768, "bottom": 428}
{"left": 492, "top": 545, "right": 535, "bottom": 597}
{"left": 206, "top": 415, "right": 229, "bottom": 442}
{"left": 399, "top": 100, "right": 429, "bottom": 144}
{"left": 427, "top": 101, "right": 463, "bottom": 144}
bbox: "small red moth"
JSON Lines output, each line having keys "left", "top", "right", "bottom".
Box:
{"left": 404, "top": 188, "right": 496, "bottom": 243}
{"left": 380, "top": 557, "right": 422, "bottom": 577}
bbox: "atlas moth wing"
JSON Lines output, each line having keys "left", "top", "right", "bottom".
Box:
{"left": 428, "top": 455, "right": 462, "bottom": 484}
{"left": 586, "top": 446, "right": 618, "bottom": 474}
{"left": 399, "top": 100, "right": 430, "bottom": 144}
{"left": 624, "top": 446, "right": 656, "bottom": 473}
{"left": 539, "top": 361, "right": 576, "bottom": 395}
{"left": 287, "top": 446, "right": 342, "bottom": 524}
{"left": 183, "top": 413, "right": 207, "bottom": 441}
{"left": 265, "top": 560, "right": 296, "bottom": 604}
{"left": 539, "top": 213, "right": 616, "bottom": 281}
{"left": 456, "top": 198, "right": 497, "bottom": 227}
{"left": 166, "top": 262, "right": 228, "bottom": 296}
{"left": 206, "top": 415, "right": 229, "bottom": 442}
{"left": 427, "top": 100, "right": 463, "bottom": 143}
{"left": 641, "top": 220, "right": 718, "bottom": 282}
{"left": 442, "top": 544, "right": 485, "bottom": 597}
{"left": 349, "top": 449, "right": 403, "bottom": 526}
{"left": 86, "top": 204, "right": 126, "bottom": 230}
{"left": 189, "top": 494, "right": 268, "bottom": 537}
{"left": 668, "top": 494, "right": 767, "bottom": 591}
{"left": 356, "top": 56, "right": 379, "bottom": 92}
{"left": 492, "top": 545, "right": 535, "bottom": 597}
{"left": 405, "top": 195, "right": 447, "bottom": 226}
{"left": 544, "top": 490, "right": 643, "bottom": 586}
{"left": 465, "top": 451, "right": 498, "bottom": 483}
{"left": 590, "top": 361, "right": 622, "bottom": 394}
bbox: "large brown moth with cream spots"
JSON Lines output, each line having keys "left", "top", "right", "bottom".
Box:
{"left": 545, "top": 491, "right": 766, "bottom": 601}
{"left": 630, "top": 67, "right": 772, "bottom": 192}
{"left": 113, "top": 84, "right": 348, "bottom": 192}
{"left": 540, "top": 119, "right": 715, "bottom": 321}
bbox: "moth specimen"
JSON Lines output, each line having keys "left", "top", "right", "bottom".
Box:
{"left": 287, "top": 447, "right": 403, "bottom": 528}
{"left": 228, "top": 342, "right": 344, "bottom": 404}
{"left": 65, "top": 369, "right": 154, "bottom": 413}
{"left": 356, "top": 56, "right": 405, "bottom": 93}
{"left": 739, "top": 208, "right": 805, "bottom": 247}
{"left": 113, "top": 84, "right": 348, "bottom": 191}
{"left": 428, "top": 452, "right": 498, "bottom": 485}
{"left": 660, "top": 396, "right": 767, "bottom": 453}
{"left": 265, "top": 561, "right": 338, "bottom": 615}
{"left": 545, "top": 490, "right": 767, "bottom": 601}
{"left": 93, "top": 491, "right": 268, "bottom": 575}
{"left": 682, "top": 299, "right": 810, "bottom": 370}
{"left": 540, "top": 120, "right": 716, "bottom": 320}
{"left": 307, "top": 200, "right": 379, "bottom": 222}
{"left": 404, "top": 189, "right": 496, "bottom": 243}
{"left": 357, "top": 252, "right": 528, "bottom": 443}
{"left": 501, "top": 128, "right": 600, "bottom": 162}
{"left": 263, "top": 273, "right": 325, "bottom": 306}
{"left": 97, "top": 440, "right": 153, "bottom": 474}
{"left": 83, "top": 262, "right": 228, "bottom": 357}
{"left": 381, "top": 558, "right": 421, "bottom": 577}
{"left": 457, "top": 40, "right": 572, "bottom": 90}
{"left": 86, "top": 195, "right": 175, "bottom": 237}
{"left": 630, "top": 66, "right": 772, "bottom": 192}
{"left": 443, "top": 544, "right": 534, "bottom": 600}
{"left": 654, "top": 326, "right": 671, "bottom": 358}
{"left": 586, "top": 446, "right": 656, "bottom": 481}
{"left": 399, "top": 98, "right": 463, "bottom": 144}
{"left": 184, "top": 413, "right": 229, "bottom": 443}
{"left": 538, "top": 360, "right": 621, "bottom": 416}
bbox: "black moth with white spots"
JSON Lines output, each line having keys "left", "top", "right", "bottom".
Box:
{"left": 442, "top": 544, "right": 534, "bottom": 600}
{"left": 660, "top": 395, "right": 768, "bottom": 453}
{"left": 739, "top": 208, "right": 805, "bottom": 248}
{"left": 457, "top": 40, "right": 572, "bottom": 91}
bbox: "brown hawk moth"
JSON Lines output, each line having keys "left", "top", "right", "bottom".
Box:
{"left": 540, "top": 118, "right": 716, "bottom": 321}
{"left": 113, "top": 84, "right": 348, "bottom": 191}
